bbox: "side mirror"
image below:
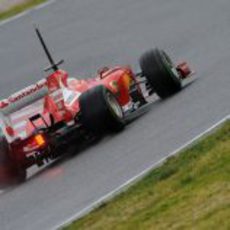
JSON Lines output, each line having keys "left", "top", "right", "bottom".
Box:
{"left": 97, "top": 66, "right": 110, "bottom": 79}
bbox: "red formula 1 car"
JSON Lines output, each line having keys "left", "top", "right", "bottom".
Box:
{"left": 0, "top": 28, "right": 193, "bottom": 183}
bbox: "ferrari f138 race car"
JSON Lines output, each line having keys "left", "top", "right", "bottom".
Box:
{"left": 0, "top": 28, "right": 193, "bottom": 184}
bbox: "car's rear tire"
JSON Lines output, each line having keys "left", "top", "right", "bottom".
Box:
{"left": 79, "top": 85, "right": 125, "bottom": 134}
{"left": 140, "top": 48, "right": 182, "bottom": 99}
{"left": 0, "top": 135, "right": 26, "bottom": 185}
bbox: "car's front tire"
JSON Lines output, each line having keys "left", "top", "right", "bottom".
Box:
{"left": 140, "top": 48, "right": 182, "bottom": 99}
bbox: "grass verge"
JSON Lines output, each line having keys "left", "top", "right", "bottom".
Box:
{"left": 64, "top": 121, "right": 230, "bottom": 230}
{"left": 0, "top": 0, "right": 47, "bottom": 21}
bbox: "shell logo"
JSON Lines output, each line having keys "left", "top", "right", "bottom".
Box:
{"left": 109, "top": 81, "right": 119, "bottom": 91}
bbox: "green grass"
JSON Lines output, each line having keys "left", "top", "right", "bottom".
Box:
{"left": 0, "top": 0, "right": 47, "bottom": 21}
{"left": 64, "top": 121, "right": 230, "bottom": 230}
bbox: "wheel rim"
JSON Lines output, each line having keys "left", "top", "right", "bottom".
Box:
{"left": 106, "top": 93, "right": 123, "bottom": 119}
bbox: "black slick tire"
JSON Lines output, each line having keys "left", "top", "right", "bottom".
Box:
{"left": 140, "top": 48, "right": 181, "bottom": 99}
{"left": 79, "top": 85, "right": 125, "bottom": 134}
{"left": 0, "top": 133, "right": 26, "bottom": 185}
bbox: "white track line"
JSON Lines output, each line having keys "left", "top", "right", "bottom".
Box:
{"left": 55, "top": 114, "right": 230, "bottom": 230}
{"left": 0, "top": 0, "right": 57, "bottom": 27}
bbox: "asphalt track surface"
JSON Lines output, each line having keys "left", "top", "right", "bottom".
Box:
{"left": 0, "top": 0, "right": 230, "bottom": 229}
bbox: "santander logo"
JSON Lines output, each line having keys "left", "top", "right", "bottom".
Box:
{"left": 0, "top": 100, "right": 9, "bottom": 108}
{"left": 0, "top": 80, "right": 47, "bottom": 109}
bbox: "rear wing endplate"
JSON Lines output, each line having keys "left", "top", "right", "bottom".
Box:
{"left": 0, "top": 79, "right": 48, "bottom": 143}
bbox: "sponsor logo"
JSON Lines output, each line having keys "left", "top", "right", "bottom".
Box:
{"left": 0, "top": 100, "right": 9, "bottom": 108}
{"left": 109, "top": 81, "right": 119, "bottom": 91}
{"left": 0, "top": 81, "right": 47, "bottom": 109}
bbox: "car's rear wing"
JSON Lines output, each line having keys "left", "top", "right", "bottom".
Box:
{"left": 0, "top": 80, "right": 48, "bottom": 115}
{"left": 0, "top": 70, "right": 71, "bottom": 143}
{"left": 0, "top": 79, "right": 49, "bottom": 143}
